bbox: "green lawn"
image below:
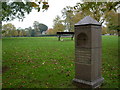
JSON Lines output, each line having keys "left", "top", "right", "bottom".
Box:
{"left": 2, "top": 36, "right": 119, "bottom": 88}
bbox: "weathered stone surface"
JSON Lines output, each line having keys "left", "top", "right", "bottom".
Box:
{"left": 75, "top": 63, "right": 92, "bottom": 81}
{"left": 75, "top": 16, "right": 101, "bottom": 26}
{"left": 73, "top": 77, "right": 104, "bottom": 88}
{"left": 73, "top": 16, "right": 104, "bottom": 88}
{"left": 75, "top": 48, "right": 91, "bottom": 64}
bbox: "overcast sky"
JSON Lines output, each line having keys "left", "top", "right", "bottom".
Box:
{"left": 2, "top": 0, "right": 81, "bottom": 29}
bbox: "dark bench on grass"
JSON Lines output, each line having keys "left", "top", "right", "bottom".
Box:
{"left": 57, "top": 32, "right": 74, "bottom": 41}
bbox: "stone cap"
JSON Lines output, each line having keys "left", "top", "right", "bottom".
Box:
{"left": 75, "top": 16, "right": 101, "bottom": 26}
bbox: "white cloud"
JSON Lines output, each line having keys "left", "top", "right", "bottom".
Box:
{"left": 2, "top": 0, "right": 81, "bottom": 29}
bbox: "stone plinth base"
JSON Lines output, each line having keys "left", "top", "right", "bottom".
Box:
{"left": 73, "top": 77, "right": 104, "bottom": 88}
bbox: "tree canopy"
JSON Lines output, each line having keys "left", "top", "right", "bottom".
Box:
{"left": 106, "top": 12, "right": 120, "bottom": 31}
{"left": 33, "top": 21, "right": 48, "bottom": 34}
{"left": 38, "top": 23, "right": 48, "bottom": 34}
{"left": 61, "top": 6, "right": 74, "bottom": 32}
{"left": 73, "top": 2, "right": 120, "bottom": 25}
{"left": 2, "top": 23, "right": 17, "bottom": 37}
{"left": 51, "top": 1, "right": 120, "bottom": 35}
{"left": 53, "top": 15, "right": 65, "bottom": 34}
{"left": 1, "top": 1, "right": 49, "bottom": 21}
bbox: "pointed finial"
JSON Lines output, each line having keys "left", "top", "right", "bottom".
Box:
{"left": 75, "top": 16, "right": 101, "bottom": 26}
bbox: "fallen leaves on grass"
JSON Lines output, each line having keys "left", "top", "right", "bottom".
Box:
{"left": 2, "top": 66, "right": 10, "bottom": 73}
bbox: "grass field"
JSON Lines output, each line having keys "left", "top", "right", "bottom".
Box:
{"left": 2, "top": 36, "right": 119, "bottom": 88}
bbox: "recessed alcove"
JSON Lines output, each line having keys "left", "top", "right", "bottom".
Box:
{"left": 77, "top": 33, "right": 88, "bottom": 47}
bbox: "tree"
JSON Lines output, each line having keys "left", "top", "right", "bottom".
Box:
{"left": 2, "top": 23, "right": 16, "bottom": 31}
{"left": 25, "top": 27, "right": 33, "bottom": 37}
{"left": 53, "top": 15, "right": 65, "bottom": 34}
{"left": 38, "top": 23, "right": 48, "bottom": 34}
{"left": 19, "top": 30, "right": 23, "bottom": 37}
{"left": 46, "top": 28, "right": 55, "bottom": 35}
{"left": 62, "top": 6, "right": 75, "bottom": 32}
{"left": 2, "top": 23, "right": 16, "bottom": 37}
{"left": 33, "top": 21, "right": 40, "bottom": 32}
{"left": 58, "top": 2, "right": 119, "bottom": 35}
{"left": 73, "top": 2, "right": 120, "bottom": 25}
{"left": 13, "top": 30, "right": 19, "bottom": 37}
{"left": 53, "top": 23, "right": 65, "bottom": 34}
{"left": 102, "top": 26, "right": 108, "bottom": 35}
{"left": 33, "top": 21, "right": 48, "bottom": 35}
{"left": 22, "top": 30, "right": 27, "bottom": 37}
{"left": 1, "top": 1, "right": 49, "bottom": 38}
{"left": 16, "top": 27, "right": 27, "bottom": 37}
{"left": 72, "top": 12, "right": 84, "bottom": 24}
{"left": 31, "top": 30, "right": 35, "bottom": 37}
{"left": 106, "top": 11, "right": 120, "bottom": 36}
{"left": 1, "top": 1, "right": 49, "bottom": 21}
